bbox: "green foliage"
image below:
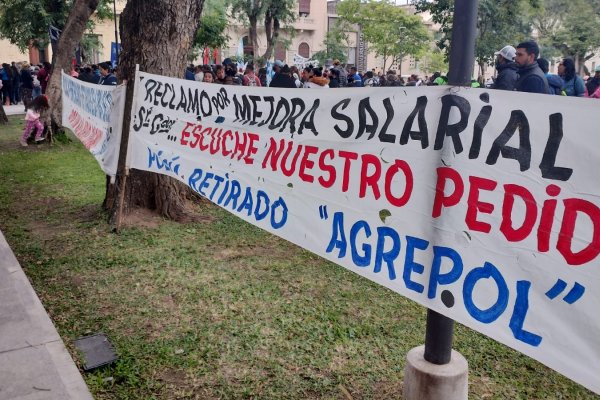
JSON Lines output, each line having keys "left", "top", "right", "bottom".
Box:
{"left": 337, "top": 0, "right": 429, "bottom": 70}
{"left": 534, "top": 0, "right": 600, "bottom": 66}
{"left": 0, "top": 0, "right": 112, "bottom": 51}
{"left": 419, "top": 48, "right": 448, "bottom": 73}
{"left": 194, "top": 0, "right": 229, "bottom": 51}
{"left": 414, "top": 0, "right": 536, "bottom": 66}
{"left": 312, "top": 21, "right": 352, "bottom": 66}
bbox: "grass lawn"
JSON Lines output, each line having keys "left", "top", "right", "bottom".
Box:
{"left": 0, "top": 114, "right": 597, "bottom": 399}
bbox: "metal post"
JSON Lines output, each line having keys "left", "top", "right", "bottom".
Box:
{"left": 423, "top": 0, "right": 478, "bottom": 365}
{"left": 113, "top": 0, "right": 119, "bottom": 62}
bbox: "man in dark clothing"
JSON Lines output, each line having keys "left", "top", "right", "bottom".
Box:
{"left": 98, "top": 62, "right": 117, "bottom": 85}
{"left": 537, "top": 58, "right": 564, "bottom": 95}
{"left": 514, "top": 40, "right": 548, "bottom": 94}
{"left": 269, "top": 64, "right": 297, "bottom": 88}
{"left": 491, "top": 45, "right": 518, "bottom": 91}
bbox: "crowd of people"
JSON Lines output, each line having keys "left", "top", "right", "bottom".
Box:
{"left": 490, "top": 40, "right": 600, "bottom": 97}
{"left": 0, "top": 61, "right": 51, "bottom": 109}
{"left": 4, "top": 39, "right": 599, "bottom": 146}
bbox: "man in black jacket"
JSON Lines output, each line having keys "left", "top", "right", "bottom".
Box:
{"left": 514, "top": 40, "right": 549, "bottom": 94}
{"left": 269, "top": 64, "right": 297, "bottom": 88}
{"left": 491, "top": 45, "right": 518, "bottom": 91}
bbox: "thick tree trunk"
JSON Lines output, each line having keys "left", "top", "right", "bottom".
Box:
{"left": 46, "top": 0, "right": 100, "bottom": 137}
{"left": 0, "top": 104, "right": 7, "bottom": 124}
{"left": 105, "top": 0, "right": 205, "bottom": 226}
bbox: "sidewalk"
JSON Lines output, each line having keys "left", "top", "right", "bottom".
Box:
{"left": 3, "top": 104, "right": 26, "bottom": 116}
{"left": 0, "top": 230, "right": 93, "bottom": 400}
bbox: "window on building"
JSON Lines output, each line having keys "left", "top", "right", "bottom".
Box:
{"left": 299, "top": 0, "right": 311, "bottom": 16}
{"left": 298, "top": 42, "right": 310, "bottom": 58}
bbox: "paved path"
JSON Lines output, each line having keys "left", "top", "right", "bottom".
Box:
{"left": 0, "top": 231, "right": 93, "bottom": 400}
{"left": 3, "top": 104, "right": 26, "bottom": 116}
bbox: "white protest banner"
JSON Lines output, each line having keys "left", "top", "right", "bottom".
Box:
{"left": 127, "top": 71, "right": 600, "bottom": 394}
{"left": 293, "top": 54, "right": 319, "bottom": 69}
{"left": 61, "top": 72, "right": 125, "bottom": 176}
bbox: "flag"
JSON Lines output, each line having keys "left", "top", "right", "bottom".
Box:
{"left": 203, "top": 47, "right": 209, "bottom": 65}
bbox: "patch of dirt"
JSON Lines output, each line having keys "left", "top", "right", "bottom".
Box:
{"left": 121, "top": 208, "right": 165, "bottom": 229}
{"left": 156, "top": 368, "right": 188, "bottom": 385}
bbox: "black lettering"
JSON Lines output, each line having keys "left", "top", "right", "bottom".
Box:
{"left": 331, "top": 98, "right": 354, "bottom": 138}
{"left": 486, "top": 110, "right": 531, "bottom": 171}
{"left": 434, "top": 94, "right": 471, "bottom": 153}
{"left": 357, "top": 98, "right": 379, "bottom": 139}
{"left": 400, "top": 95, "right": 428, "bottom": 148}
{"left": 298, "top": 99, "right": 319, "bottom": 136}
{"left": 539, "top": 113, "right": 573, "bottom": 181}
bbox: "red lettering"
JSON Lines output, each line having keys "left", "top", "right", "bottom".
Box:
{"left": 180, "top": 122, "right": 192, "bottom": 146}
{"left": 537, "top": 185, "right": 560, "bottom": 252}
{"left": 385, "top": 160, "right": 413, "bottom": 207}
{"left": 359, "top": 154, "right": 381, "bottom": 199}
{"left": 466, "top": 176, "right": 497, "bottom": 233}
{"left": 432, "top": 167, "right": 464, "bottom": 218}
{"left": 339, "top": 150, "right": 358, "bottom": 192}
{"left": 500, "top": 184, "right": 537, "bottom": 242}
{"left": 557, "top": 198, "right": 600, "bottom": 265}
{"left": 243, "top": 133, "right": 259, "bottom": 164}
{"left": 318, "top": 149, "right": 336, "bottom": 188}
{"left": 298, "top": 145, "right": 319, "bottom": 183}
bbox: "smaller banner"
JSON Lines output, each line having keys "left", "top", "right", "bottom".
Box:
{"left": 111, "top": 42, "right": 122, "bottom": 67}
{"left": 61, "top": 72, "right": 125, "bottom": 176}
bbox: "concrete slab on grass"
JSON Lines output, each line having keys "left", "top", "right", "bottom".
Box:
{"left": 0, "top": 230, "right": 93, "bottom": 400}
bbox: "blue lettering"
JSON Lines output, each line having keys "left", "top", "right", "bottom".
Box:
{"left": 428, "top": 246, "right": 463, "bottom": 299}
{"left": 350, "top": 220, "right": 372, "bottom": 267}
{"left": 509, "top": 280, "right": 542, "bottom": 346}
{"left": 375, "top": 227, "right": 401, "bottom": 280}
{"left": 403, "top": 236, "right": 428, "bottom": 292}
{"left": 326, "top": 212, "right": 347, "bottom": 258}
{"left": 463, "top": 262, "right": 509, "bottom": 323}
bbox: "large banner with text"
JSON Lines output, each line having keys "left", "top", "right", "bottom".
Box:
{"left": 126, "top": 71, "right": 600, "bottom": 394}
{"left": 62, "top": 72, "right": 125, "bottom": 176}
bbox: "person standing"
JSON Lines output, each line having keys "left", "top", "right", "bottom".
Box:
{"left": 536, "top": 58, "right": 564, "bottom": 95}
{"left": 558, "top": 58, "right": 585, "bottom": 97}
{"left": 98, "top": 62, "right": 117, "bottom": 85}
{"left": 20, "top": 63, "right": 33, "bottom": 111}
{"left": 332, "top": 59, "right": 348, "bottom": 87}
{"left": 242, "top": 64, "right": 261, "bottom": 87}
{"left": 37, "top": 62, "right": 51, "bottom": 94}
{"left": 514, "top": 41, "right": 549, "bottom": 94}
{"left": 491, "top": 45, "right": 518, "bottom": 91}
{"left": 586, "top": 66, "right": 600, "bottom": 98}
{"left": 349, "top": 66, "right": 362, "bottom": 87}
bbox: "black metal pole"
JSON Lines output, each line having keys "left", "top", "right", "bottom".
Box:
{"left": 113, "top": 0, "right": 119, "bottom": 62}
{"left": 423, "top": 0, "right": 478, "bottom": 366}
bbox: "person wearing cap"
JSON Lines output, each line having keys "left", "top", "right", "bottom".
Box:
{"left": 514, "top": 40, "right": 549, "bottom": 94}
{"left": 585, "top": 65, "right": 600, "bottom": 98}
{"left": 491, "top": 45, "right": 518, "bottom": 91}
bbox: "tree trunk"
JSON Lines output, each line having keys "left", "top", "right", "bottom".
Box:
{"left": 0, "top": 103, "right": 7, "bottom": 124}
{"left": 105, "top": 0, "right": 205, "bottom": 226}
{"left": 249, "top": 16, "right": 259, "bottom": 60}
{"left": 45, "top": 0, "right": 100, "bottom": 138}
{"left": 261, "top": 14, "right": 280, "bottom": 63}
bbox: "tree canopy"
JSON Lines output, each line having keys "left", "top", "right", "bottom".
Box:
{"left": 336, "top": 0, "right": 429, "bottom": 71}
{"left": 0, "top": 0, "right": 112, "bottom": 51}
{"left": 194, "top": 0, "right": 229, "bottom": 52}
{"left": 227, "top": 0, "right": 296, "bottom": 64}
